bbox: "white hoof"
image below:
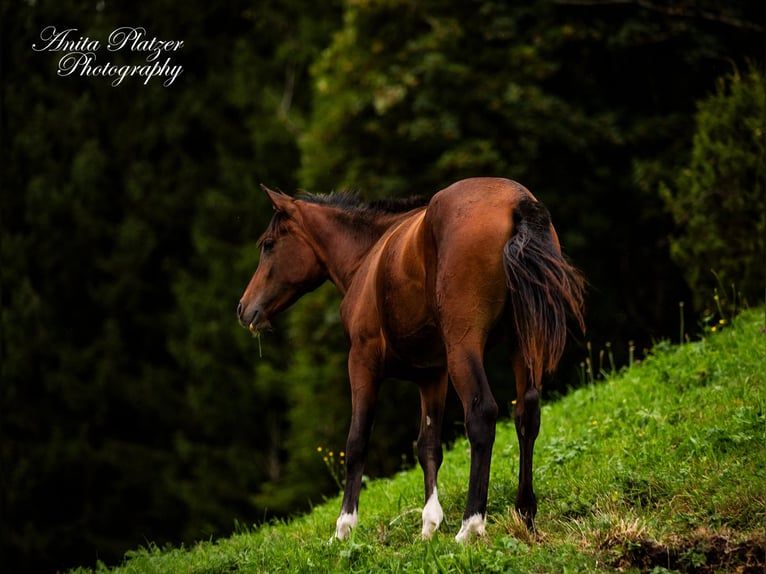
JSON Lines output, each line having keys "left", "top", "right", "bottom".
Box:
{"left": 334, "top": 510, "right": 358, "bottom": 541}
{"left": 421, "top": 489, "right": 444, "bottom": 539}
{"left": 455, "top": 513, "right": 486, "bottom": 543}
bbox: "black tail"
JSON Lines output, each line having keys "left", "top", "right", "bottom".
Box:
{"left": 503, "top": 199, "right": 585, "bottom": 382}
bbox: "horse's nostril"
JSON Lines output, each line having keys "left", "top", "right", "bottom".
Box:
{"left": 237, "top": 301, "right": 244, "bottom": 319}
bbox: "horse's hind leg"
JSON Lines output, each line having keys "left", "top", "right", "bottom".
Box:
{"left": 417, "top": 369, "right": 448, "bottom": 539}
{"left": 447, "top": 343, "right": 499, "bottom": 542}
{"left": 424, "top": 192, "right": 508, "bottom": 541}
{"left": 512, "top": 350, "right": 541, "bottom": 528}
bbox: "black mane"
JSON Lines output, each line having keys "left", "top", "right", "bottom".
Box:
{"left": 297, "top": 191, "right": 429, "bottom": 215}
{"left": 258, "top": 191, "right": 428, "bottom": 246}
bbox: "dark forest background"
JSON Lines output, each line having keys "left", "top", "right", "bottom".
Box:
{"left": 1, "top": 1, "right": 763, "bottom": 572}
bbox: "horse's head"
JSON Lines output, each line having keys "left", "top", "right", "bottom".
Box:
{"left": 237, "top": 185, "right": 327, "bottom": 333}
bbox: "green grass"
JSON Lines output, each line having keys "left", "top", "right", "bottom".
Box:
{"left": 75, "top": 308, "right": 766, "bottom": 573}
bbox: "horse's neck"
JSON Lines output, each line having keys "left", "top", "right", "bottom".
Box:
{"left": 303, "top": 207, "right": 407, "bottom": 294}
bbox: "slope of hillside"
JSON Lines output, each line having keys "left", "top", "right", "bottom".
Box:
{"left": 77, "top": 308, "right": 765, "bottom": 573}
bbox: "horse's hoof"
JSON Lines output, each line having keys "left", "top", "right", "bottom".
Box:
{"left": 455, "top": 513, "right": 486, "bottom": 543}
{"left": 421, "top": 490, "right": 444, "bottom": 539}
{"left": 334, "top": 510, "right": 358, "bottom": 541}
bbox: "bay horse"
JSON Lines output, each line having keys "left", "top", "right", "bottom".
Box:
{"left": 237, "top": 177, "right": 585, "bottom": 542}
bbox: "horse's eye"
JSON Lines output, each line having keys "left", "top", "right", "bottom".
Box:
{"left": 262, "top": 238, "right": 276, "bottom": 252}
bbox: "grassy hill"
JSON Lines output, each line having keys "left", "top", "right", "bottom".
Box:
{"left": 76, "top": 308, "right": 765, "bottom": 573}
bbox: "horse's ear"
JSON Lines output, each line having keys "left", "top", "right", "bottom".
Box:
{"left": 261, "top": 184, "right": 295, "bottom": 214}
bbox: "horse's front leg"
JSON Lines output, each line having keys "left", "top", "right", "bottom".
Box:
{"left": 417, "top": 369, "right": 448, "bottom": 539}
{"left": 334, "top": 350, "right": 380, "bottom": 540}
{"left": 512, "top": 352, "right": 541, "bottom": 528}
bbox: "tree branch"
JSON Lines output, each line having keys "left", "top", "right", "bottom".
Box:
{"left": 555, "top": 0, "right": 765, "bottom": 33}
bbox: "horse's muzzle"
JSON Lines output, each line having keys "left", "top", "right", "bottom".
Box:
{"left": 237, "top": 301, "right": 272, "bottom": 332}
{"left": 237, "top": 301, "right": 257, "bottom": 329}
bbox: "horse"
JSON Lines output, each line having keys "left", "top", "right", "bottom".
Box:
{"left": 237, "top": 177, "right": 585, "bottom": 542}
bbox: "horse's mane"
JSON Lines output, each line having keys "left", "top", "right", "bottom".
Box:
{"left": 297, "top": 191, "right": 429, "bottom": 215}
{"left": 258, "top": 192, "right": 428, "bottom": 246}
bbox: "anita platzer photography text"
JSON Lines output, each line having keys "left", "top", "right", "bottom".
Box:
{"left": 32, "top": 25, "right": 184, "bottom": 86}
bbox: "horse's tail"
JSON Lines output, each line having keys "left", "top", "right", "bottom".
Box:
{"left": 503, "top": 198, "right": 585, "bottom": 383}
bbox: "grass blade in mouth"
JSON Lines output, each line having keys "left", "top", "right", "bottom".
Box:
{"left": 249, "top": 324, "right": 263, "bottom": 358}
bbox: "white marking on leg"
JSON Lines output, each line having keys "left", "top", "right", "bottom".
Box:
{"left": 454, "top": 513, "right": 486, "bottom": 543}
{"left": 426, "top": 415, "right": 432, "bottom": 427}
{"left": 334, "top": 509, "right": 358, "bottom": 541}
{"left": 420, "top": 488, "right": 444, "bottom": 539}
